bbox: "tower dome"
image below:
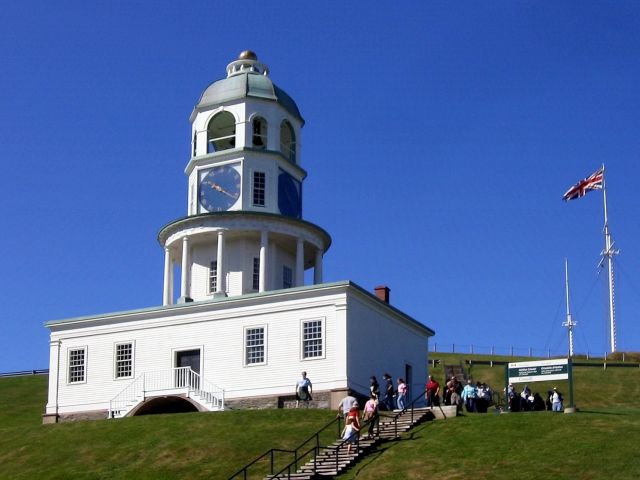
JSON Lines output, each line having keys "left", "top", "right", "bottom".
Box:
{"left": 192, "top": 51, "right": 303, "bottom": 124}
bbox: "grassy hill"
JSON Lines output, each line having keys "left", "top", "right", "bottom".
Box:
{"left": 1, "top": 354, "right": 639, "bottom": 479}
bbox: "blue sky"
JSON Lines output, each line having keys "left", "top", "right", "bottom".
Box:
{"left": 2, "top": 1, "right": 640, "bottom": 372}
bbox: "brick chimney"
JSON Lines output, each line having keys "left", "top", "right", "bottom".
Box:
{"left": 374, "top": 285, "right": 390, "bottom": 303}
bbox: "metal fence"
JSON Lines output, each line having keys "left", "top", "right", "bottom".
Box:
{"left": 0, "top": 369, "right": 48, "bottom": 378}
{"left": 429, "top": 343, "right": 635, "bottom": 361}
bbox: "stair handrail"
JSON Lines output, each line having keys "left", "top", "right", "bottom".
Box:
{"left": 227, "top": 447, "right": 296, "bottom": 480}
{"left": 377, "top": 387, "right": 429, "bottom": 438}
{"left": 272, "top": 389, "right": 430, "bottom": 479}
{"left": 109, "top": 373, "right": 145, "bottom": 418}
{"left": 269, "top": 444, "right": 320, "bottom": 480}
{"left": 186, "top": 368, "right": 225, "bottom": 410}
{"left": 230, "top": 389, "right": 431, "bottom": 479}
{"left": 228, "top": 416, "right": 342, "bottom": 480}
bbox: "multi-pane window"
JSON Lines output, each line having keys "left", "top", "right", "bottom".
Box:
{"left": 245, "top": 327, "right": 265, "bottom": 365}
{"left": 209, "top": 261, "right": 218, "bottom": 294}
{"left": 68, "top": 347, "right": 86, "bottom": 383}
{"left": 115, "top": 343, "right": 133, "bottom": 378}
{"left": 253, "top": 171, "right": 265, "bottom": 206}
{"left": 302, "top": 320, "right": 323, "bottom": 359}
{"left": 252, "top": 257, "right": 260, "bottom": 290}
{"left": 283, "top": 266, "right": 293, "bottom": 289}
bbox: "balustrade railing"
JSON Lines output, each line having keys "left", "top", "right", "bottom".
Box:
{"left": 109, "top": 367, "right": 224, "bottom": 418}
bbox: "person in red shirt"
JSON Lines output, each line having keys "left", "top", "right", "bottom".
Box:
{"left": 425, "top": 375, "right": 440, "bottom": 407}
{"left": 347, "top": 400, "right": 360, "bottom": 430}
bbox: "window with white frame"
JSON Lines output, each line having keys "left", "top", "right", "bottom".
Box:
{"left": 115, "top": 342, "right": 133, "bottom": 378}
{"left": 302, "top": 319, "right": 323, "bottom": 359}
{"left": 283, "top": 265, "right": 293, "bottom": 289}
{"left": 245, "top": 326, "right": 265, "bottom": 365}
{"left": 68, "top": 347, "right": 86, "bottom": 383}
{"left": 253, "top": 171, "right": 265, "bottom": 206}
{"left": 252, "top": 257, "right": 260, "bottom": 290}
{"left": 209, "top": 261, "right": 218, "bottom": 294}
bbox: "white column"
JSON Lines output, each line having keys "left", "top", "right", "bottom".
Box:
{"left": 296, "top": 238, "right": 304, "bottom": 287}
{"left": 180, "top": 236, "right": 191, "bottom": 301}
{"left": 314, "top": 248, "right": 323, "bottom": 284}
{"left": 45, "top": 340, "right": 61, "bottom": 416}
{"left": 216, "top": 231, "right": 225, "bottom": 295}
{"left": 259, "top": 230, "right": 268, "bottom": 293}
{"left": 163, "top": 247, "right": 172, "bottom": 306}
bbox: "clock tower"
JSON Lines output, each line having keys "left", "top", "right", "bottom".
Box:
{"left": 158, "top": 51, "right": 331, "bottom": 303}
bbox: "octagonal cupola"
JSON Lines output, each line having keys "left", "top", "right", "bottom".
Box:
{"left": 185, "top": 52, "right": 306, "bottom": 219}
{"left": 159, "top": 52, "right": 330, "bottom": 304}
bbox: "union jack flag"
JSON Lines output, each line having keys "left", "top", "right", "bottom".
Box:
{"left": 562, "top": 168, "right": 604, "bottom": 201}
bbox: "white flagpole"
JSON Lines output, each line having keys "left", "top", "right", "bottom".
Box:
{"left": 600, "top": 164, "right": 618, "bottom": 353}
{"left": 563, "top": 258, "right": 576, "bottom": 357}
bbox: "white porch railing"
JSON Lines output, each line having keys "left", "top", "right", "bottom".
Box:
{"left": 108, "top": 367, "right": 224, "bottom": 418}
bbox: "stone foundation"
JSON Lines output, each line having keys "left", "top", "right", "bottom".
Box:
{"left": 43, "top": 409, "right": 109, "bottom": 423}
{"left": 225, "top": 390, "right": 332, "bottom": 410}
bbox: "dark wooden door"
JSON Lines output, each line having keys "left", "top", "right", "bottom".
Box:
{"left": 175, "top": 349, "right": 200, "bottom": 388}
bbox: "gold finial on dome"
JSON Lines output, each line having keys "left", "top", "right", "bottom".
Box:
{"left": 226, "top": 50, "right": 268, "bottom": 77}
{"left": 238, "top": 50, "right": 258, "bottom": 61}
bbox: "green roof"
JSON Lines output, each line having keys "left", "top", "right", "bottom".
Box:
{"left": 194, "top": 72, "right": 303, "bottom": 123}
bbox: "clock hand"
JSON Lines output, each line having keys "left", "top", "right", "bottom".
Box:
{"left": 208, "top": 181, "right": 237, "bottom": 199}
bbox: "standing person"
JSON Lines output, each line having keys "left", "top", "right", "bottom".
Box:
{"left": 551, "top": 387, "right": 564, "bottom": 412}
{"left": 506, "top": 383, "right": 519, "bottom": 412}
{"left": 461, "top": 379, "right": 477, "bottom": 413}
{"left": 362, "top": 394, "right": 379, "bottom": 439}
{"left": 396, "top": 378, "right": 407, "bottom": 410}
{"left": 382, "top": 373, "right": 395, "bottom": 411}
{"left": 546, "top": 390, "right": 554, "bottom": 411}
{"left": 337, "top": 391, "right": 357, "bottom": 418}
{"left": 295, "top": 371, "right": 312, "bottom": 408}
{"left": 425, "top": 375, "right": 440, "bottom": 407}
{"left": 369, "top": 376, "right": 380, "bottom": 400}
{"left": 341, "top": 416, "right": 359, "bottom": 455}
{"left": 448, "top": 376, "right": 462, "bottom": 411}
{"left": 476, "top": 382, "right": 488, "bottom": 413}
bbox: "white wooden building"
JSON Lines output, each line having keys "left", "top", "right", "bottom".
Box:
{"left": 44, "top": 52, "right": 434, "bottom": 422}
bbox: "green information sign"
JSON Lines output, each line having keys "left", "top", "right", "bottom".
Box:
{"left": 507, "top": 358, "right": 569, "bottom": 383}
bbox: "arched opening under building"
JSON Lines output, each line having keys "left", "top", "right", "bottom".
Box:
{"left": 132, "top": 396, "right": 199, "bottom": 416}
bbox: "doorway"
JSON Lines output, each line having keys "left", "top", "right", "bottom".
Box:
{"left": 175, "top": 349, "right": 201, "bottom": 388}
{"left": 405, "top": 363, "right": 413, "bottom": 398}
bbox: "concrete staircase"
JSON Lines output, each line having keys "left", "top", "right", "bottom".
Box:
{"left": 443, "top": 363, "right": 467, "bottom": 383}
{"left": 266, "top": 407, "right": 436, "bottom": 479}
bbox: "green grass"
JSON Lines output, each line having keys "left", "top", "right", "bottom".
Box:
{"left": 340, "top": 407, "right": 640, "bottom": 480}
{"left": 1, "top": 354, "right": 639, "bottom": 479}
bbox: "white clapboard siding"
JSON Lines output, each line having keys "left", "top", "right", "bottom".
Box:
{"left": 46, "top": 282, "right": 433, "bottom": 417}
